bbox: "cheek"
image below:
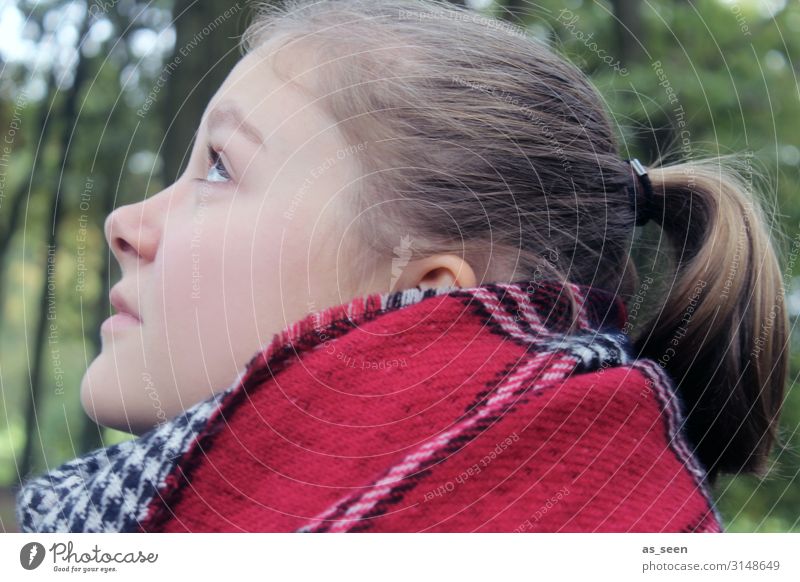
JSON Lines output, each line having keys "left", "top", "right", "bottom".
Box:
{"left": 136, "top": 217, "right": 232, "bottom": 410}
{"left": 152, "top": 197, "right": 344, "bottom": 400}
{"left": 249, "top": 202, "right": 336, "bottom": 333}
{"left": 155, "top": 212, "right": 287, "bottom": 390}
{"left": 238, "top": 211, "right": 304, "bottom": 341}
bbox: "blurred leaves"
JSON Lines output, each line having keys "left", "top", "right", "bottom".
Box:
{"left": 0, "top": 0, "right": 798, "bottom": 531}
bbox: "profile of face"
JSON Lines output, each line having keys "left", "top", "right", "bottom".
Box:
{"left": 81, "top": 42, "right": 477, "bottom": 435}
{"left": 80, "top": 44, "right": 360, "bottom": 434}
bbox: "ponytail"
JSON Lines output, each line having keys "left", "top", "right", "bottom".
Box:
{"left": 633, "top": 155, "right": 789, "bottom": 484}
{"left": 240, "top": 0, "right": 790, "bottom": 485}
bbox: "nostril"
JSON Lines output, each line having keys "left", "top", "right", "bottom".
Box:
{"left": 116, "top": 237, "right": 134, "bottom": 254}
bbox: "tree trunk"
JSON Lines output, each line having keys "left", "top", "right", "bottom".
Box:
{"left": 0, "top": 51, "right": 57, "bottom": 336}
{"left": 610, "top": 0, "right": 643, "bottom": 68}
{"left": 73, "top": 0, "right": 142, "bottom": 455}
{"left": 19, "top": 13, "right": 92, "bottom": 481}
{"left": 161, "top": 0, "right": 253, "bottom": 182}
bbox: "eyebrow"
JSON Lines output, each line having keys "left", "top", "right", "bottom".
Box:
{"left": 206, "top": 103, "right": 265, "bottom": 146}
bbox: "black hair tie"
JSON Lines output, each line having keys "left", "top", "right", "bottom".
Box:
{"left": 624, "top": 158, "right": 657, "bottom": 226}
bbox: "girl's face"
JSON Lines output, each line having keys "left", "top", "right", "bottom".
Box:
{"left": 81, "top": 48, "right": 377, "bottom": 434}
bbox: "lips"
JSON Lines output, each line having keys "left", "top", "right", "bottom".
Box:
{"left": 109, "top": 286, "right": 141, "bottom": 322}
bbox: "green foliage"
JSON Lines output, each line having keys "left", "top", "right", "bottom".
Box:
{"left": 0, "top": 0, "right": 797, "bottom": 532}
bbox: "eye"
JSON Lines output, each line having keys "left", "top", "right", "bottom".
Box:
{"left": 206, "top": 146, "right": 231, "bottom": 183}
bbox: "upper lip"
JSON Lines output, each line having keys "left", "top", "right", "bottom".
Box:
{"left": 109, "top": 286, "right": 141, "bottom": 321}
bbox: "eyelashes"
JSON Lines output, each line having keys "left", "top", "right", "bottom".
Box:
{"left": 205, "top": 145, "right": 232, "bottom": 183}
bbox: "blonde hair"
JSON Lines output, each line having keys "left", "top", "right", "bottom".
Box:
{"left": 242, "top": 0, "right": 789, "bottom": 483}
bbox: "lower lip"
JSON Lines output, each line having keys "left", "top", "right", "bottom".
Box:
{"left": 100, "top": 313, "right": 141, "bottom": 334}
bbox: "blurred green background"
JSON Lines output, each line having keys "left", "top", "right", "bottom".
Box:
{"left": 0, "top": 0, "right": 798, "bottom": 531}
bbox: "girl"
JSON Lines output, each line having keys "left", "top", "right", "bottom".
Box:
{"left": 16, "top": 0, "right": 787, "bottom": 532}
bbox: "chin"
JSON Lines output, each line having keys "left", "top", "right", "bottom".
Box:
{"left": 79, "top": 368, "right": 105, "bottom": 425}
{"left": 79, "top": 366, "right": 158, "bottom": 437}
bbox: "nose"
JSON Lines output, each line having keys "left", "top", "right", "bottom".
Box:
{"left": 104, "top": 187, "right": 171, "bottom": 267}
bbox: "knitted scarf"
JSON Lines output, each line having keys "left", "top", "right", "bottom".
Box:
{"left": 16, "top": 279, "right": 723, "bottom": 532}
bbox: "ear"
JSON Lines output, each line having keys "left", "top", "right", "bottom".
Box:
{"left": 390, "top": 254, "right": 477, "bottom": 292}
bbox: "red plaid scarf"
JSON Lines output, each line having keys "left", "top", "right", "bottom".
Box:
{"left": 17, "top": 279, "right": 722, "bottom": 532}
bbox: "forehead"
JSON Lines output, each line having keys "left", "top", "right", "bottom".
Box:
{"left": 204, "top": 40, "right": 324, "bottom": 131}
